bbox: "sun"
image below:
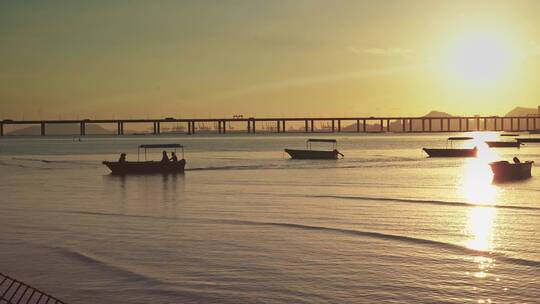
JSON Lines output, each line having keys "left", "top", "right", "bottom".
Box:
{"left": 443, "top": 31, "right": 517, "bottom": 85}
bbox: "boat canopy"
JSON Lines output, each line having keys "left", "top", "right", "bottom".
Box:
{"left": 139, "top": 144, "right": 184, "bottom": 149}
{"left": 137, "top": 144, "right": 184, "bottom": 161}
{"left": 448, "top": 136, "right": 473, "bottom": 141}
{"left": 307, "top": 139, "right": 337, "bottom": 143}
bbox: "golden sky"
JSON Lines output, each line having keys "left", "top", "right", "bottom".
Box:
{"left": 1, "top": 0, "right": 540, "bottom": 119}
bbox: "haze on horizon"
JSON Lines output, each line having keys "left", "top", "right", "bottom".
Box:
{"left": 1, "top": 0, "right": 540, "bottom": 120}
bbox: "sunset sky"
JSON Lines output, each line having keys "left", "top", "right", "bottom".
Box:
{"left": 1, "top": 0, "right": 540, "bottom": 119}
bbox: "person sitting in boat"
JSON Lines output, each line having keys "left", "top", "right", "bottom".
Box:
{"left": 161, "top": 151, "right": 170, "bottom": 162}
{"left": 170, "top": 152, "right": 178, "bottom": 162}
{"left": 118, "top": 153, "right": 126, "bottom": 163}
{"left": 513, "top": 157, "right": 521, "bottom": 163}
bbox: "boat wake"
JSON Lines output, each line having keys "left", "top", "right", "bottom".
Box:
{"left": 219, "top": 219, "right": 540, "bottom": 268}
{"left": 53, "top": 209, "right": 540, "bottom": 269}
{"left": 305, "top": 194, "right": 540, "bottom": 211}
{"left": 46, "top": 245, "right": 165, "bottom": 286}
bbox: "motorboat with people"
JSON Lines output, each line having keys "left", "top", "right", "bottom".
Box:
{"left": 490, "top": 157, "right": 533, "bottom": 181}
{"left": 284, "top": 138, "right": 344, "bottom": 159}
{"left": 485, "top": 140, "right": 521, "bottom": 148}
{"left": 423, "top": 136, "right": 478, "bottom": 157}
{"left": 102, "top": 144, "right": 186, "bottom": 174}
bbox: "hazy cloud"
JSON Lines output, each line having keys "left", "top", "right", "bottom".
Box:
{"left": 350, "top": 47, "right": 413, "bottom": 56}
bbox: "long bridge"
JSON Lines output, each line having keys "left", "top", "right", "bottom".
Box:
{"left": 1, "top": 115, "right": 539, "bottom": 136}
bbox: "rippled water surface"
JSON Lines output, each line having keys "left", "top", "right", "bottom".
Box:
{"left": 1, "top": 133, "right": 539, "bottom": 303}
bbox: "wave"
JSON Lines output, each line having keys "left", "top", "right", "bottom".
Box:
{"left": 47, "top": 245, "right": 165, "bottom": 285}
{"left": 186, "top": 164, "right": 269, "bottom": 171}
{"left": 12, "top": 157, "right": 84, "bottom": 164}
{"left": 219, "top": 219, "right": 540, "bottom": 268}
{"left": 53, "top": 210, "right": 540, "bottom": 269}
{"left": 307, "top": 194, "right": 540, "bottom": 211}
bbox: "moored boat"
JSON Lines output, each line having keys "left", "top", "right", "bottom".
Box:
{"left": 485, "top": 140, "right": 521, "bottom": 148}
{"left": 422, "top": 147, "right": 478, "bottom": 157}
{"left": 284, "top": 139, "right": 344, "bottom": 160}
{"left": 423, "top": 137, "right": 477, "bottom": 157}
{"left": 490, "top": 157, "right": 533, "bottom": 181}
{"left": 103, "top": 144, "right": 186, "bottom": 174}
{"left": 516, "top": 138, "right": 540, "bottom": 143}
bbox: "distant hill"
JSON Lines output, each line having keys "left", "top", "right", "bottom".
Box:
{"left": 423, "top": 110, "right": 453, "bottom": 117}
{"left": 505, "top": 107, "right": 539, "bottom": 117}
{"left": 8, "top": 123, "right": 113, "bottom": 135}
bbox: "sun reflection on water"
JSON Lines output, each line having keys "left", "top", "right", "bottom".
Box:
{"left": 466, "top": 207, "right": 496, "bottom": 251}
{"left": 459, "top": 133, "right": 501, "bottom": 252}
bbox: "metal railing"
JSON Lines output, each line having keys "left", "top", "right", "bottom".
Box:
{"left": 0, "top": 273, "right": 66, "bottom": 304}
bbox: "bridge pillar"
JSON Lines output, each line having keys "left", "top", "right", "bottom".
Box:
{"left": 518, "top": 118, "right": 521, "bottom": 131}
{"left": 305, "top": 120, "right": 309, "bottom": 133}
{"left": 428, "top": 119, "right": 432, "bottom": 132}
{"left": 409, "top": 119, "right": 413, "bottom": 132}
{"left": 337, "top": 120, "right": 341, "bottom": 132}
{"left": 282, "top": 120, "right": 286, "bottom": 133}
{"left": 527, "top": 118, "right": 530, "bottom": 131}
{"left": 510, "top": 118, "right": 514, "bottom": 131}
{"left": 357, "top": 119, "right": 360, "bottom": 133}
{"left": 0, "top": 122, "right": 3, "bottom": 136}
{"left": 277, "top": 120, "right": 280, "bottom": 133}
{"left": 458, "top": 118, "right": 462, "bottom": 132}
{"left": 465, "top": 119, "right": 469, "bottom": 132}
{"left": 40, "top": 123, "right": 46, "bottom": 136}
{"left": 311, "top": 120, "right": 314, "bottom": 132}
{"left": 223, "top": 121, "right": 226, "bottom": 133}
{"left": 534, "top": 118, "right": 537, "bottom": 131}
{"left": 363, "top": 119, "right": 367, "bottom": 132}
{"left": 331, "top": 120, "right": 335, "bottom": 133}
{"left": 379, "top": 119, "right": 383, "bottom": 132}
{"left": 422, "top": 119, "right": 425, "bottom": 132}
{"left": 483, "top": 118, "right": 487, "bottom": 131}
{"left": 402, "top": 119, "right": 406, "bottom": 132}
{"left": 386, "top": 119, "right": 390, "bottom": 132}
{"left": 80, "top": 122, "right": 86, "bottom": 136}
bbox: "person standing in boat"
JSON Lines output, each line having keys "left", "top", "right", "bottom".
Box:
{"left": 161, "top": 151, "right": 170, "bottom": 162}
{"left": 170, "top": 152, "right": 178, "bottom": 162}
{"left": 118, "top": 153, "right": 126, "bottom": 163}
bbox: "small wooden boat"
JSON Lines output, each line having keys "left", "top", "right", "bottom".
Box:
{"left": 423, "top": 137, "right": 477, "bottom": 157}
{"left": 285, "top": 139, "right": 344, "bottom": 159}
{"left": 490, "top": 158, "right": 533, "bottom": 181}
{"left": 516, "top": 138, "right": 540, "bottom": 143}
{"left": 103, "top": 144, "right": 186, "bottom": 174}
{"left": 485, "top": 141, "right": 521, "bottom": 148}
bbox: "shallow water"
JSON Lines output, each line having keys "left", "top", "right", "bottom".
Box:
{"left": 1, "top": 133, "right": 539, "bottom": 303}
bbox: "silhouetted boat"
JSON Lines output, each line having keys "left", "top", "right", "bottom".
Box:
{"left": 490, "top": 158, "right": 533, "bottom": 181}
{"left": 485, "top": 141, "right": 521, "bottom": 148}
{"left": 423, "top": 137, "right": 477, "bottom": 157}
{"left": 517, "top": 138, "right": 540, "bottom": 143}
{"left": 103, "top": 144, "right": 186, "bottom": 174}
{"left": 285, "top": 139, "right": 344, "bottom": 159}
{"left": 500, "top": 133, "right": 519, "bottom": 137}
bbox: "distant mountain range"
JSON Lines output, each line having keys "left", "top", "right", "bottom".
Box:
{"left": 342, "top": 106, "right": 539, "bottom": 132}
{"left": 7, "top": 123, "right": 113, "bottom": 136}
{"left": 5, "top": 106, "right": 539, "bottom": 135}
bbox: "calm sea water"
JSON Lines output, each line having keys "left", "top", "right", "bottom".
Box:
{"left": 1, "top": 133, "right": 539, "bottom": 303}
